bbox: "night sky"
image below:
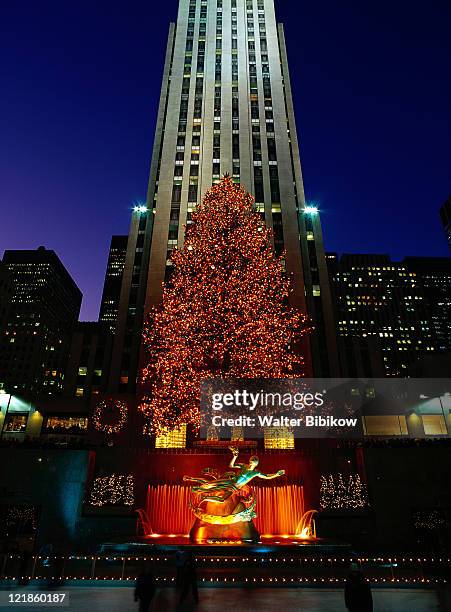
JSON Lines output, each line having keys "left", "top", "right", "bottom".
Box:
{"left": 1, "top": 0, "right": 450, "bottom": 320}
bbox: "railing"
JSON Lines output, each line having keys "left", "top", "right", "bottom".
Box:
{"left": 0, "top": 553, "right": 448, "bottom": 585}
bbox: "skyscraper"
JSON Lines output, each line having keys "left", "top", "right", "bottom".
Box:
{"left": 440, "top": 196, "right": 451, "bottom": 251}
{"left": 404, "top": 257, "right": 451, "bottom": 355}
{"left": 108, "top": 0, "right": 339, "bottom": 392}
{"left": 0, "top": 263, "right": 13, "bottom": 348}
{"left": 327, "top": 253, "right": 451, "bottom": 377}
{"left": 0, "top": 247, "right": 82, "bottom": 395}
{"left": 99, "top": 235, "right": 128, "bottom": 333}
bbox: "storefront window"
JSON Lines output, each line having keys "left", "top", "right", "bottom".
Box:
{"left": 363, "top": 415, "right": 407, "bottom": 436}
{"left": 3, "top": 414, "right": 28, "bottom": 432}
{"left": 422, "top": 415, "right": 448, "bottom": 436}
{"left": 44, "top": 416, "right": 88, "bottom": 435}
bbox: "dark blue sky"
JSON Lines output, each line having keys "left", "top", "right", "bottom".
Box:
{"left": 1, "top": 0, "right": 450, "bottom": 319}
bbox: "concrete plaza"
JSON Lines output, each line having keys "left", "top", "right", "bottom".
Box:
{"left": 1, "top": 585, "right": 449, "bottom": 611}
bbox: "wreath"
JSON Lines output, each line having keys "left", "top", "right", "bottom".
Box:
{"left": 93, "top": 399, "right": 128, "bottom": 434}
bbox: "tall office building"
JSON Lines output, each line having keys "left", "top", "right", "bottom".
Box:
{"left": 108, "top": 0, "right": 339, "bottom": 393}
{"left": 0, "top": 263, "right": 13, "bottom": 347}
{"left": 440, "top": 196, "right": 451, "bottom": 251}
{"left": 0, "top": 247, "right": 82, "bottom": 396}
{"left": 99, "top": 235, "right": 128, "bottom": 333}
{"left": 404, "top": 257, "right": 451, "bottom": 355}
{"left": 327, "top": 253, "right": 451, "bottom": 377}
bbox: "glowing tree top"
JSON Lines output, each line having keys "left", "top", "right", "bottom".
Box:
{"left": 139, "top": 176, "right": 309, "bottom": 434}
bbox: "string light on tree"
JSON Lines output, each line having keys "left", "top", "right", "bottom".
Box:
{"left": 88, "top": 475, "right": 134, "bottom": 507}
{"left": 93, "top": 399, "right": 128, "bottom": 435}
{"left": 413, "top": 510, "right": 446, "bottom": 531}
{"left": 320, "top": 473, "right": 369, "bottom": 510}
{"left": 139, "top": 176, "right": 310, "bottom": 434}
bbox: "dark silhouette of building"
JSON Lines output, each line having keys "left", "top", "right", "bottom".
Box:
{"left": 0, "top": 247, "right": 82, "bottom": 396}
{"left": 0, "top": 263, "right": 13, "bottom": 373}
{"left": 440, "top": 195, "right": 451, "bottom": 251}
{"left": 99, "top": 236, "right": 128, "bottom": 333}
{"left": 64, "top": 321, "right": 114, "bottom": 400}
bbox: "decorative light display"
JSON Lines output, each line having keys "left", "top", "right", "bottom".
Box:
{"left": 155, "top": 424, "right": 187, "bottom": 448}
{"left": 413, "top": 509, "right": 446, "bottom": 531}
{"left": 320, "top": 473, "right": 369, "bottom": 510}
{"left": 264, "top": 427, "right": 295, "bottom": 449}
{"left": 88, "top": 474, "right": 134, "bottom": 507}
{"left": 139, "top": 176, "right": 310, "bottom": 434}
{"left": 2, "top": 505, "right": 37, "bottom": 538}
{"left": 93, "top": 398, "right": 128, "bottom": 435}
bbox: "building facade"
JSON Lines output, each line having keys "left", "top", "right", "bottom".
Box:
{"left": 403, "top": 257, "right": 451, "bottom": 355}
{"left": 328, "top": 253, "right": 451, "bottom": 377}
{"left": 107, "top": 0, "right": 339, "bottom": 393}
{"left": 440, "top": 195, "right": 451, "bottom": 251}
{"left": 64, "top": 321, "right": 114, "bottom": 400}
{"left": 0, "top": 247, "right": 82, "bottom": 396}
{"left": 98, "top": 235, "right": 128, "bottom": 333}
{"left": 0, "top": 263, "right": 13, "bottom": 373}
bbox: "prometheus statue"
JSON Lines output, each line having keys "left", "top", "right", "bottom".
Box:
{"left": 183, "top": 447, "right": 285, "bottom": 541}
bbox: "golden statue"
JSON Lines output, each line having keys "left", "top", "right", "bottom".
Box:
{"left": 183, "top": 447, "right": 285, "bottom": 541}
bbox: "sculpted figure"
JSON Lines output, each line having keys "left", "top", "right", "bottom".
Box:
{"left": 184, "top": 446, "right": 285, "bottom": 505}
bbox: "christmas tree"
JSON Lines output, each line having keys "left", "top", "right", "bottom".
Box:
{"left": 139, "top": 176, "right": 309, "bottom": 434}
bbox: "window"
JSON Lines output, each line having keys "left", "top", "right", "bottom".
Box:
{"left": 422, "top": 415, "right": 448, "bottom": 436}
{"left": 172, "top": 185, "right": 182, "bottom": 203}
{"left": 267, "top": 138, "right": 277, "bottom": 161}
{"left": 3, "top": 414, "right": 28, "bottom": 432}
{"left": 78, "top": 366, "right": 88, "bottom": 376}
{"left": 188, "top": 184, "right": 198, "bottom": 202}
{"left": 363, "top": 415, "right": 407, "bottom": 436}
{"left": 44, "top": 416, "right": 88, "bottom": 434}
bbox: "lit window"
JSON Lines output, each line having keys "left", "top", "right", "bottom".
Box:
{"left": 78, "top": 367, "right": 88, "bottom": 376}
{"left": 3, "top": 414, "right": 28, "bottom": 432}
{"left": 363, "top": 415, "right": 407, "bottom": 436}
{"left": 75, "top": 388, "right": 84, "bottom": 397}
{"left": 422, "top": 415, "right": 447, "bottom": 436}
{"left": 44, "top": 416, "right": 88, "bottom": 434}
